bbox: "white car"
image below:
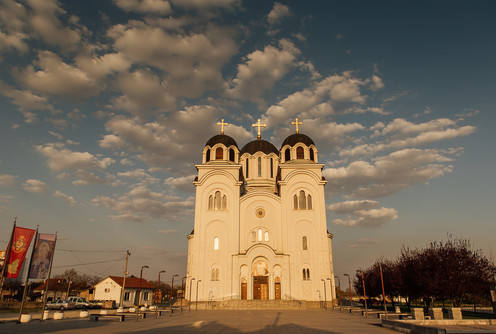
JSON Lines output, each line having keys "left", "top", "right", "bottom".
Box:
{"left": 44, "top": 299, "right": 76, "bottom": 310}
{"left": 67, "top": 296, "right": 91, "bottom": 309}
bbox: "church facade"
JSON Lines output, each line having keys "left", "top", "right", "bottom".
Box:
{"left": 186, "top": 120, "right": 335, "bottom": 303}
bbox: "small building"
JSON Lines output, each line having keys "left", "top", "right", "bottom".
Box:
{"left": 93, "top": 276, "right": 155, "bottom": 307}
{"left": 31, "top": 278, "right": 68, "bottom": 301}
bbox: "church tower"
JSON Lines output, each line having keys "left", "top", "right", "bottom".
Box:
{"left": 186, "top": 119, "right": 335, "bottom": 305}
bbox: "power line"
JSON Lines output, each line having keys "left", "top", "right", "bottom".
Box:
{"left": 53, "top": 258, "right": 122, "bottom": 268}
{"left": 57, "top": 248, "right": 126, "bottom": 253}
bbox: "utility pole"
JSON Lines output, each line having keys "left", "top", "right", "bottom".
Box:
{"left": 66, "top": 269, "right": 74, "bottom": 299}
{"left": 120, "top": 250, "right": 130, "bottom": 307}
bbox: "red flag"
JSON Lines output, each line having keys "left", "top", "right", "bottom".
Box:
{"left": 5, "top": 227, "right": 35, "bottom": 278}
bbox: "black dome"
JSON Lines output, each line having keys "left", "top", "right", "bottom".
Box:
{"left": 240, "top": 139, "right": 279, "bottom": 155}
{"left": 281, "top": 133, "right": 315, "bottom": 148}
{"left": 205, "top": 134, "right": 238, "bottom": 148}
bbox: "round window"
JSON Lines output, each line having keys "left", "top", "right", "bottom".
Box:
{"left": 255, "top": 208, "right": 266, "bottom": 218}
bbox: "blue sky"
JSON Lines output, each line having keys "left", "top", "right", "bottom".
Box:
{"left": 0, "top": 0, "right": 495, "bottom": 282}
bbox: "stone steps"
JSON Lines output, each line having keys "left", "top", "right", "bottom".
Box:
{"left": 215, "top": 300, "right": 306, "bottom": 310}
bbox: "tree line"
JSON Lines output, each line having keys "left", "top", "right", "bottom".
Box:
{"left": 352, "top": 237, "right": 496, "bottom": 309}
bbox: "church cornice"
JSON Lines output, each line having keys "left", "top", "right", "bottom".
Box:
{"left": 194, "top": 165, "right": 243, "bottom": 186}
{"left": 238, "top": 243, "right": 284, "bottom": 256}
{"left": 239, "top": 190, "right": 281, "bottom": 202}
{"left": 277, "top": 167, "right": 327, "bottom": 186}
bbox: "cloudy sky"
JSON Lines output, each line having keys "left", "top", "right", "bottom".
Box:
{"left": 1, "top": 0, "right": 495, "bottom": 283}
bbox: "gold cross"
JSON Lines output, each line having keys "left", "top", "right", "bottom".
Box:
{"left": 217, "top": 119, "right": 229, "bottom": 135}
{"left": 292, "top": 118, "right": 302, "bottom": 134}
{"left": 252, "top": 119, "right": 266, "bottom": 140}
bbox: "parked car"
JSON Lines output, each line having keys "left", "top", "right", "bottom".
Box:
{"left": 44, "top": 299, "right": 76, "bottom": 310}
{"left": 67, "top": 296, "right": 91, "bottom": 309}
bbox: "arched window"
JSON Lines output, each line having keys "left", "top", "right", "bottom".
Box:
{"left": 214, "top": 191, "right": 221, "bottom": 210}
{"left": 302, "top": 269, "right": 306, "bottom": 280}
{"left": 299, "top": 190, "right": 306, "bottom": 210}
{"left": 258, "top": 228, "right": 262, "bottom": 242}
{"left": 252, "top": 231, "right": 256, "bottom": 242}
{"left": 216, "top": 147, "right": 223, "bottom": 160}
{"left": 270, "top": 158, "right": 273, "bottom": 178}
{"left": 214, "top": 237, "right": 219, "bottom": 250}
{"left": 208, "top": 195, "right": 213, "bottom": 210}
{"left": 296, "top": 147, "right": 304, "bottom": 159}
{"left": 302, "top": 236, "right": 308, "bottom": 250}
{"left": 245, "top": 159, "right": 249, "bottom": 178}
{"left": 206, "top": 149, "right": 210, "bottom": 162}
{"left": 293, "top": 194, "right": 298, "bottom": 209}
{"left": 307, "top": 194, "right": 312, "bottom": 210}
{"left": 285, "top": 148, "right": 290, "bottom": 162}
{"left": 257, "top": 157, "right": 262, "bottom": 177}
{"left": 229, "top": 148, "right": 235, "bottom": 162}
{"left": 211, "top": 269, "right": 216, "bottom": 280}
{"left": 264, "top": 232, "right": 269, "bottom": 242}
{"left": 306, "top": 268, "right": 310, "bottom": 280}
{"left": 222, "top": 195, "right": 227, "bottom": 210}
{"left": 309, "top": 148, "right": 314, "bottom": 162}
{"left": 215, "top": 269, "right": 219, "bottom": 281}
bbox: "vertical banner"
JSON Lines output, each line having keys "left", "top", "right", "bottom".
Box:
{"left": 0, "top": 250, "right": 5, "bottom": 272}
{"left": 28, "top": 234, "right": 56, "bottom": 280}
{"left": 5, "top": 227, "right": 35, "bottom": 278}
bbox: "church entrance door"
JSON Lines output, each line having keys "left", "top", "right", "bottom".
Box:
{"left": 253, "top": 276, "right": 268, "bottom": 300}
{"left": 241, "top": 283, "right": 247, "bottom": 299}
{"left": 274, "top": 283, "right": 281, "bottom": 299}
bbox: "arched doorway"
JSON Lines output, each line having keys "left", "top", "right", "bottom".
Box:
{"left": 253, "top": 260, "right": 269, "bottom": 300}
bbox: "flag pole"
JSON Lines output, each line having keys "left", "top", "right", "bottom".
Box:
{"left": 0, "top": 217, "right": 17, "bottom": 301}
{"left": 40, "top": 232, "right": 57, "bottom": 322}
{"left": 18, "top": 226, "right": 38, "bottom": 323}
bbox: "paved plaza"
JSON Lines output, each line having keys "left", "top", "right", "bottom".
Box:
{"left": 0, "top": 309, "right": 397, "bottom": 334}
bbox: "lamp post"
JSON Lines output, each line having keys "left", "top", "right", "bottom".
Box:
{"left": 136, "top": 265, "right": 149, "bottom": 322}
{"left": 357, "top": 270, "right": 368, "bottom": 318}
{"left": 170, "top": 274, "right": 179, "bottom": 313}
{"left": 379, "top": 264, "right": 387, "bottom": 319}
{"left": 180, "top": 276, "right": 187, "bottom": 312}
{"left": 334, "top": 276, "right": 342, "bottom": 308}
{"left": 327, "top": 278, "right": 332, "bottom": 308}
{"left": 321, "top": 279, "right": 327, "bottom": 309}
{"left": 344, "top": 273, "right": 352, "bottom": 313}
{"left": 157, "top": 270, "right": 166, "bottom": 305}
{"left": 196, "top": 280, "right": 201, "bottom": 311}
{"left": 189, "top": 278, "right": 195, "bottom": 312}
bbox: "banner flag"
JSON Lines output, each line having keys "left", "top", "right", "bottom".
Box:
{"left": 0, "top": 250, "right": 5, "bottom": 273}
{"left": 28, "top": 234, "right": 56, "bottom": 280}
{"left": 5, "top": 227, "right": 36, "bottom": 278}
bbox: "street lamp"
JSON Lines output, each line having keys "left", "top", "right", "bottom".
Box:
{"left": 189, "top": 278, "right": 195, "bottom": 312}
{"left": 357, "top": 270, "right": 368, "bottom": 318}
{"left": 180, "top": 276, "right": 187, "bottom": 312}
{"left": 327, "top": 278, "right": 332, "bottom": 308}
{"left": 334, "top": 276, "right": 342, "bottom": 308}
{"left": 136, "top": 265, "right": 149, "bottom": 322}
{"left": 321, "top": 279, "right": 327, "bottom": 309}
{"left": 170, "top": 274, "right": 179, "bottom": 313}
{"left": 196, "top": 279, "right": 202, "bottom": 311}
{"left": 157, "top": 270, "right": 166, "bottom": 305}
{"left": 379, "top": 263, "right": 387, "bottom": 319}
{"left": 344, "top": 273, "right": 352, "bottom": 313}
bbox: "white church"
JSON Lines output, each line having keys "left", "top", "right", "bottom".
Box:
{"left": 186, "top": 119, "right": 335, "bottom": 305}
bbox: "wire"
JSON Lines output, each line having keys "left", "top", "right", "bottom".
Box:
{"left": 53, "top": 258, "right": 122, "bottom": 268}
{"left": 57, "top": 249, "right": 126, "bottom": 253}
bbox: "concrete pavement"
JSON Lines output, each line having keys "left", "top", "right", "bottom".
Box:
{"left": 0, "top": 309, "right": 398, "bottom": 334}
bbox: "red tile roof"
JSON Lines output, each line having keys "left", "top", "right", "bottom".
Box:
{"left": 108, "top": 276, "right": 155, "bottom": 289}
{"left": 32, "top": 278, "right": 67, "bottom": 291}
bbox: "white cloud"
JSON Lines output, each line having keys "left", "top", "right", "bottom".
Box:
{"left": 0, "top": 31, "right": 28, "bottom": 56}
{"left": 333, "top": 207, "right": 398, "bottom": 227}
{"left": 328, "top": 200, "right": 379, "bottom": 214}
{"left": 169, "top": 0, "right": 241, "bottom": 9}
{"left": 324, "top": 148, "right": 455, "bottom": 198}
{"left": 53, "top": 190, "right": 76, "bottom": 206}
{"left": 164, "top": 174, "right": 195, "bottom": 192}
{"left": 22, "top": 179, "right": 49, "bottom": 193}
{"left": 114, "top": 0, "right": 172, "bottom": 14}
{"left": 0, "top": 174, "right": 16, "bottom": 187}
{"left": 228, "top": 40, "right": 300, "bottom": 106}
{"left": 0, "top": 80, "right": 53, "bottom": 112}
{"left": 35, "top": 142, "right": 115, "bottom": 171}
{"left": 267, "top": 2, "right": 291, "bottom": 25}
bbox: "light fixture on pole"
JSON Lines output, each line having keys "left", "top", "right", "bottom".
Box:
{"left": 180, "top": 276, "right": 187, "bottom": 312}
{"left": 357, "top": 270, "right": 368, "bottom": 318}
{"left": 157, "top": 270, "right": 166, "bottom": 305}
{"left": 321, "top": 279, "right": 327, "bottom": 309}
{"left": 334, "top": 276, "right": 342, "bottom": 308}
{"left": 170, "top": 274, "right": 179, "bottom": 313}
{"left": 189, "top": 278, "right": 195, "bottom": 312}
{"left": 136, "top": 265, "right": 149, "bottom": 322}
{"left": 344, "top": 273, "right": 352, "bottom": 313}
{"left": 196, "top": 280, "right": 202, "bottom": 311}
{"left": 327, "top": 278, "right": 332, "bottom": 308}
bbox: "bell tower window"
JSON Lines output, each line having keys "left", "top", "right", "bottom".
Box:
{"left": 296, "top": 147, "right": 304, "bottom": 159}
{"left": 309, "top": 148, "right": 314, "bottom": 161}
{"left": 258, "top": 157, "right": 262, "bottom": 177}
{"left": 229, "top": 148, "right": 235, "bottom": 162}
{"left": 245, "top": 159, "right": 249, "bottom": 178}
{"left": 284, "top": 149, "right": 290, "bottom": 162}
{"left": 216, "top": 147, "right": 223, "bottom": 160}
{"left": 206, "top": 149, "right": 210, "bottom": 162}
{"left": 270, "top": 158, "right": 273, "bottom": 178}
